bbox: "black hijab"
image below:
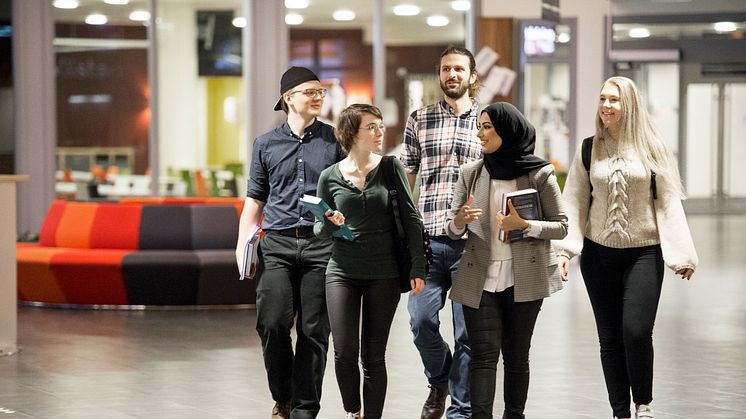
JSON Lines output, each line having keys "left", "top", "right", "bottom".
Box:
{"left": 481, "top": 102, "right": 550, "bottom": 180}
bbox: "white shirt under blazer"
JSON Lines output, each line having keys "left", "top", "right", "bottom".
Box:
{"left": 445, "top": 161, "right": 569, "bottom": 309}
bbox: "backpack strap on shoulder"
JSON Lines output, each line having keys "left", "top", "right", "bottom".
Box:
{"left": 581, "top": 136, "right": 593, "bottom": 174}
{"left": 381, "top": 156, "right": 406, "bottom": 238}
{"left": 581, "top": 136, "right": 594, "bottom": 193}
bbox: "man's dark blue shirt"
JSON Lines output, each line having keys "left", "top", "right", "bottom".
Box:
{"left": 247, "top": 119, "right": 343, "bottom": 230}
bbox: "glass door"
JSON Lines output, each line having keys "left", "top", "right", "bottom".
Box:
{"left": 684, "top": 81, "right": 746, "bottom": 211}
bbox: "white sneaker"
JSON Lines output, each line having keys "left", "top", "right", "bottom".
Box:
{"left": 345, "top": 412, "right": 361, "bottom": 419}
{"left": 635, "top": 405, "right": 654, "bottom": 419}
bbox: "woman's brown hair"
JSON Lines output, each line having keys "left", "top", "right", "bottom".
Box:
{"left": 335, "top": 104, "right": 383, "bottom": 153}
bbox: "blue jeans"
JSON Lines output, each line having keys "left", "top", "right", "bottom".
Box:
{"left": 408, "top": 236, "right": 471, "bottom": 419}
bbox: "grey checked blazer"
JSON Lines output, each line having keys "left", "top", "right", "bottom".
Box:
{"left": 446, "top": 161, "right": 568, "bottom": 309}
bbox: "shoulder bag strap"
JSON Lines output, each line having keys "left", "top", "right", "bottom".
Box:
{"left": 381, "top": 156, "right": 407, "bottom": 239}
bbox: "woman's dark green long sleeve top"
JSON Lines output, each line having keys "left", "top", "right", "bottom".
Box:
{"left": 314, "top": 157, "right": 426, "bottom": 280}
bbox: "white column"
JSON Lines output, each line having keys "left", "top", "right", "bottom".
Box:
{"left": 242, "top": 0, "right": 288, "bottom": 178}
{"left": 13, "top": 0, "right": 56, "bottom": 236}
{"left": 0, "top": 175, "right": 28, "bottom": 357}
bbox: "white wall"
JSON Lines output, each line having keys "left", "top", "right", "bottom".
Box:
{"left": 157, "top": 3, "right": 205, "bottom": 175}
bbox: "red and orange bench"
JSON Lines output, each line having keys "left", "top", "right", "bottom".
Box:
{"left": 17, "top": 198, "right": 254, "bottom": 307}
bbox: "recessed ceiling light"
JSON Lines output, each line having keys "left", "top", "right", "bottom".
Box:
{"left": 104, "top": 0, "right": 130, "bottom": 5}
{"left": 451, "top": 1, "right": 471, "bottom": 11}
{"left": 332, "top": 9, "right": 355, "bottom": 21}
{"left": 714, "top": 21, "right": 737, "bottom": 32}
{"left": 85, "top": 14, "right": 108, "bottom": 25}
{"left": 129, "top": 10, "right": 150, "bottom": 22}
{"left": 285, "top": 0, "right": 309, "bottom": 9}
{"left": 285, "top": 13, "right": 304, "bottom": 25}
{"left": 393, "top": 4, "right": 421, "bottom": 16}
{"left": 52, "top": 0, "right": 78, "bottom": 9}
{"left": 232, "top": 17, "right": 247, "bottom": 28}
{"left": 426, "top": 15, "right": 449, "bottom": 27}
{"left": 628, "top": 27, "right": 650, "bottom": 38}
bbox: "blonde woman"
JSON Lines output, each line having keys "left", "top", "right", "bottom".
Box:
{"left": 554, "top": 77, "right": 698, "bottom": 419}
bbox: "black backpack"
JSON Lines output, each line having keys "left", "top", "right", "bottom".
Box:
{"left": 581, "top": 135, "right": 657, "bottom": 200}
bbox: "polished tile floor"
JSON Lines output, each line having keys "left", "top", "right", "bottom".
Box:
{"left": 1, "top": 214, "right": 745, "bottom": 418}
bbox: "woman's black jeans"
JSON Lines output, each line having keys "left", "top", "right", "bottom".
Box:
{"left": 326, "top": 275, "right": 400, "bottom": 419}
{"left": 580, "top": 238, "right": 664, "bottom": 419}
{"left": 463, "top": 287, "right": 543, "bottom": 419}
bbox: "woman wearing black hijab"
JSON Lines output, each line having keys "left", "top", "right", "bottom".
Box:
{"left": 445, "top": 102, "right": 568, "bottom": 419}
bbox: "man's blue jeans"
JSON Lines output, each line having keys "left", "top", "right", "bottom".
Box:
{"left": 408, "top": 236, "right": 471, "bottom": 419}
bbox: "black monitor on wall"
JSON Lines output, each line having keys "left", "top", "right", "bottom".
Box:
{"left": 196, "top": 11, "right": 242, "bottom": 76}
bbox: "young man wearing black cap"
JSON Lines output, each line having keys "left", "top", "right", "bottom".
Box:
{"left": 236, "top": 66, "right": 344, "bottom": 419}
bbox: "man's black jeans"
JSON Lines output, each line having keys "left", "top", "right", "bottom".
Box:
{"left": 255, "top": 232, "right": 332, "bottom": 419}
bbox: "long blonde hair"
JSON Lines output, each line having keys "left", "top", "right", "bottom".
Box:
{"left": 595, "top": 76, "right": 684, "bottom": 197}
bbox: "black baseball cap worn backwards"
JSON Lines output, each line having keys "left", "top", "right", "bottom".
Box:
{"left": 273, "top": 66, "right": 320, "bottom": 111}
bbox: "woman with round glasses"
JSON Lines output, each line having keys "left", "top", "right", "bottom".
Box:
{"left": 313, "top": 104, "right": 426, "bottom": 419}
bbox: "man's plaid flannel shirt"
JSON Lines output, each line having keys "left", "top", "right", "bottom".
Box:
{"left": 400, "top": 99, "right": 483, "bottom": 238}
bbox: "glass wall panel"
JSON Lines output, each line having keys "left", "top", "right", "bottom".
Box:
{"left": 52, "top": 0, "right": 151, "bottom": 199}
{"left": 519, "top": 21, "right": 575, "bottom": 176}
{"left": 685, "top": 83, "right": 716, "bottom": 199}
{"left": 285, "top": 1, "right": 469, "bottom": 151}
{"left": 384, "top": 0, "right": 468, "bottom": 152}
{"left": 157, "top": 0, "right": 245, "bottom": 197}
{"left": 524, "top": 62, "right": 570, "bottom": 168}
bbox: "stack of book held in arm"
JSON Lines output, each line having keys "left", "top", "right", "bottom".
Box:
{"left": 499, "top": 188, "right": 539, "bottom": 243}
{"left": 239, "top": 225, "right": 261, "bottom": 280}
{"left": 300, "top": 194, "right": 356, "bottom": 241}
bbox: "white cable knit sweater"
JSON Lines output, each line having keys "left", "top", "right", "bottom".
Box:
{"left": 554, "top": 137, "right": 698, "bottom": 273}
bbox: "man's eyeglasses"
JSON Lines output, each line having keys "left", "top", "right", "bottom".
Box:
{"left": 288, "top": 88, "right": 327, "bottom": 99}
{"left": 360, "top": 122, "right": 386, "bottom": 135}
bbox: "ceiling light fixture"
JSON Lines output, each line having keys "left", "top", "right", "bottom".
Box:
{"left": 52, "top": 0, "right": 78, "bottom": 9}
{"left": 232, "top": 17, "right": 247, "bottom": 28}
{"left": 451, "top": 1, "right": 471, "bottom": 11}
{"left": 427, "top": 15, "right": 449, "bottom": 27}
{"left": 628, "top": 27, "right": 650, "bottom": 38}
{"left": 714, "top": 21, "right": 737, "bottom": 32}
{"left": 285, "top": 13, "right": 304, "bottom": 25}
{"left": 332, "top": 9, "right": 355, "bottom": 21}
{"left": 104, "top": 0, "right": 130, "bottom": 5}
{"left": 285, "top": 0, "right": 309, "bottom": 9}
{"left": 129, "top": 10, "right": 150, "bottom": 22}
{"left": 393, "top": 4, "right": 421, "bottom": 16}
{"left": 85, "top": 14, "right": 108, "bottom": 25}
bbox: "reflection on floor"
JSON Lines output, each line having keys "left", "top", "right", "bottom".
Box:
{"left": 1, "top": 215, "right": 745, "bottom": 419}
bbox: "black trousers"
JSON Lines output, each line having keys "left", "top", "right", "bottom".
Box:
{"left": 580, "top": 238, "right": 664, "bottom": 419}
{"left": 255, "top": 232, "right": 332, "bottom": 419}
{"left": 325, "top": 275, "right": 400, "bottom": 419}
{"left": 463, "top": 287, "right": 543, "bottom": 419}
